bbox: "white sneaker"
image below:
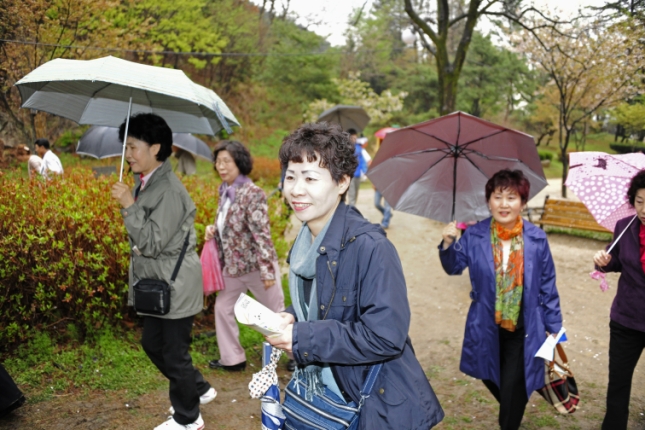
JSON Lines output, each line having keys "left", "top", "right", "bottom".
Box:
{"left": 168, "top": 388, "right": 217, "bottom": 414}
{"left": 199, "top": 388, "right": 217, "bottom": 405}
{"left": 154, "top": 414, "right": 204, "bottom": 430}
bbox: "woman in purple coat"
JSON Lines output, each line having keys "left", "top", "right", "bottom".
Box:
{"left": 439, "top": 169, "right": 562, "bottom": 430}
{"left": 593, "top": 170, "right": 645, "bottom": 430}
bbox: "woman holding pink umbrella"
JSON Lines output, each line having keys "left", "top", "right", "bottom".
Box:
{"left": 593, "top": 169, "right": 645, "bottom": 430}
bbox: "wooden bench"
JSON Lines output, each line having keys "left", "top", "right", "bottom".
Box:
{"left": 532, "top": 195, "right": 611, "bottom": 233}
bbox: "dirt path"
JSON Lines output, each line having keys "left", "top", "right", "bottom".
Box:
{"left": 358, "top": 186, "right": 645, "bottom": 429}
{"left": 2, "top": 186, "right": 645, "bottom": 429}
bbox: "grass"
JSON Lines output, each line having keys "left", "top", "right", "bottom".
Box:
{"left": 544, "top": 226, "right": 612, "bottom": 242}
{"left": 3, "top": 275, "right": 292, "bottom": 403}
{"left": 4, "top": 329, "right": 165, "bottom": 402}
{"left": 537, "top": 132, "right": 617, "bottom": 180}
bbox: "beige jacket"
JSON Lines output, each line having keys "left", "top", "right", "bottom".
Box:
{"left": 121, "top": 160, "right": 203, "bottom": 319}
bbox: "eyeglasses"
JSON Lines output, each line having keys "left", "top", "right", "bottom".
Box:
{"left": 214, "top": 158, "right": 234, "bottom": 167}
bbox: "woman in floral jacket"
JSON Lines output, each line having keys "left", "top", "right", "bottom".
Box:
{"left": 205, "top": 140, "right": 284, "bottom": 371}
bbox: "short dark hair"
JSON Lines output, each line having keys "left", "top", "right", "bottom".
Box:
{"left": 118, "top": 113, "right": 173, "bottom": 162}
{"left": 485, "top": 169, "right": 530, "bottom": 203}
{"left": 34, "top": 138, "right": 50, "bottom": 149}
{"left": 279, "top": 122, "right": 357, "bottom": 186}
{"left": 213, "top": 140, "right": 253, "bottom": 175}
{"left": 627, "top": 170, "right": 645, "bottom": 206}
{"left": 346, "top": 128, "right": 357, "bottom": 136}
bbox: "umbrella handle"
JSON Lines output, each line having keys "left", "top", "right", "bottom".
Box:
{"left": 118, "top": 96, "right": 133, "bottom": 182}
{"left": 607, "top": 214, "right": 637, "bottom": 254}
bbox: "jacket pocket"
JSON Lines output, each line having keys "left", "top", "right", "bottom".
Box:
{"left": 326, "top": 289, "right": 357, "bottom": 320}
{"left": 374, "top": 372, "right": 407, "bottom": 406}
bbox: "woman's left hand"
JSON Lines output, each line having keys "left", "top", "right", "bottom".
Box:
{"left": 266, "top": 324, "right": 293, "bottom": 353}
{"left": 263, "top": 279, "right": 275, "bottom": 290}
{"left": 111, "top": 182, "right": 135, "bottom": 208}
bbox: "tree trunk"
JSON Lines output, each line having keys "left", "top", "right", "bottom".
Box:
{"left": 560, "top": 129, "right": 571, "bottom": 198}
{"left": 438, "top": 68, "right": 459, "bottom": 115}
{"left": 559, "top": 109, "right": 567, "bottom": 198}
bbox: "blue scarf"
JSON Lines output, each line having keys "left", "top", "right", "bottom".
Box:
{"left": 289, "top": 219, "right": 344, "bottom": 401}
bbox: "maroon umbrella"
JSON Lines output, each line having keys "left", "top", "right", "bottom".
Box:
{"left": 367, "top": 111, "right": 547, "bottom": 224}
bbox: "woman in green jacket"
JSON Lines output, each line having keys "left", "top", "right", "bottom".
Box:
{"left": 111, "top": 113, "right": 213, "bottom": 430}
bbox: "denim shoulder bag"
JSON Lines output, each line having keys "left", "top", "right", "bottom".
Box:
{"left": 282, "top": 362, "right": 382, "bottom": 430}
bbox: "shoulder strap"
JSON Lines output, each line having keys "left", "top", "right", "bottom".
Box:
{"left": 358, "top": 363, "right": 383, "bottom": 408}
{"left": 170, "top": 231, "right": 191, "bottom": 282}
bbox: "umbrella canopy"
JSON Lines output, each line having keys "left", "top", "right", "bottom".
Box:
{"left": 317, "top": 105, "right": 370, "bottom": 132}
{"left": 76, "top": 126, "right": 213, "bottom": 162}
{"left": 374, "top": 127, "right": 399, "bottom": 140}
{"left": 367, "top": 111, "right": 547, "bottom": 224}
{"left": 76, "top": 126, "right": 123, "bottom": 159}
{"left": 15, "top": 56, "right": 239, "bottom": 135}
{"left": 172, "top": 133, "right": 213, "bottom": 161}
{"left": 565, "top": 151, "right": 645, "bottom": 232}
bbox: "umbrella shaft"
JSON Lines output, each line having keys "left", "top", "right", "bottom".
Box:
{"left": 119, "top": 97, "right": 133, "bottom": 182}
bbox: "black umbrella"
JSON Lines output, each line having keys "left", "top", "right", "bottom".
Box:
{"left": 317, "top": 105, "right": 370, "bottom": 133}
{"left": 172, "top": 133, "right": 213, "bottom": 162}
{"left": 76, "top": 126, "right": 122, "bottom": 159}
{"left": 76, "top": 126, "right": 213, "bottom": 162}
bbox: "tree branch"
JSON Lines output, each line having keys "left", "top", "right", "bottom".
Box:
{"left": 404, "top": 0, "right": 439, "bottom": 45}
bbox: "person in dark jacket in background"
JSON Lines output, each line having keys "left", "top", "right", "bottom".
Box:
{"left": 593, "top": 169, "right": 645, "bottom": 430}
{"left": 266, "top": 122, "right": 444, "bottom": 430}
{"left": 439, "top": 169, "right": 562, "bottom": 430}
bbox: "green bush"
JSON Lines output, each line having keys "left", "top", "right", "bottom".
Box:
{"left": 0, "top": 167, "right": 290, "bottom": 347}
{"left": 0, "top": 169, "right": 132, "bottom": 345}
{"left": 609, "top": 143, "right": 645, "bottom": 154}
{"left": 538, "top": 150, "right": 554, "bottom": 161}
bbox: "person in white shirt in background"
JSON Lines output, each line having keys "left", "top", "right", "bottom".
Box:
{"left": 34, "top": 138, "right": 63, "bottom": 178}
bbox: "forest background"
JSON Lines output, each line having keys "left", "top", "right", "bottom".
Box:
{"left": 1, "top": 0, "right": 642, "bottom": 167}
{"left": 1, "top": 1, "right": 645, "bottom": 427}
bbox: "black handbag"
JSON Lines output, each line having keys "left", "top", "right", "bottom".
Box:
{"left": 132, "top": 232, "right": 190, "bottom": 315}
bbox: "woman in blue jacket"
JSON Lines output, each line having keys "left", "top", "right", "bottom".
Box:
{"left": 439, "top": 169, "right": 562, "bottom": 430}
{"left": 267, "top": 122, "right": 444, "bottom": 429}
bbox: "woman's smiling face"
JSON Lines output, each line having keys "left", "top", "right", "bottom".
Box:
{"left": 488, "top": 186, "right": 524, "bottom": 229}
{"left": 283, "top": 152, "right": 350, "bottom": 237}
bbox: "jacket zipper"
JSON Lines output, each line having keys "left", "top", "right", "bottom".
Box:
{"left": 323, "top": 260, "right": 337, "bottom": 320}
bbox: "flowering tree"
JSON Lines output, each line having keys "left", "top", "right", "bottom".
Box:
{"left": 305, "top": 72, "right": 407, "bottom": 126}
{"left": 518, "top": 19, "right": 645, "bottom": 197}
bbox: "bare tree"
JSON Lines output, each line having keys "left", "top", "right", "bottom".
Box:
{"left": 404, "top": 0, "right": 562, "bottom": 115}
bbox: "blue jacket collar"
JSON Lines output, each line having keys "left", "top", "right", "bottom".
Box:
{"left": 469, "top": 217, "right": 541, "bottom": 292}
{"left": 468, "top": 217, "right": 544, "bottom": 240}
{"left": 318, "top": 202, "right": 384, "bottom": 257}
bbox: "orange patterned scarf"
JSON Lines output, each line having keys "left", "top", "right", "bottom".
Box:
{"left": 491, "top": 217, "right": 524, "bottom": 332}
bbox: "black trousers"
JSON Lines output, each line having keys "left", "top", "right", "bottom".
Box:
{"left": 602, "top": 320, "right": 645, "bottom": 430}
{"left": 482, "top": 327, "right": 528, "bottom": 430}
{"left": 142, "top": 316, "right": 211, "bottom": 425}
{"left": 0, "top": 363, "right": 25, "bottom": 418}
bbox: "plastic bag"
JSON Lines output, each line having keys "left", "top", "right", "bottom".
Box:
{"left": 201, "top": 239, "right": 225, "bottom": 295}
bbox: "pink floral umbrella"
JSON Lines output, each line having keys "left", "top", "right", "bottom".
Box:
{"left": 565, "top": 151, "right": 645, "bottom": 232}
{"left": 565, "top": 151, "right": 645, "bottom": 291}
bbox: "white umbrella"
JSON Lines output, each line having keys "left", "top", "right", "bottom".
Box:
{"left": 15, "top": 55, "right": 239, "bottom": 180}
